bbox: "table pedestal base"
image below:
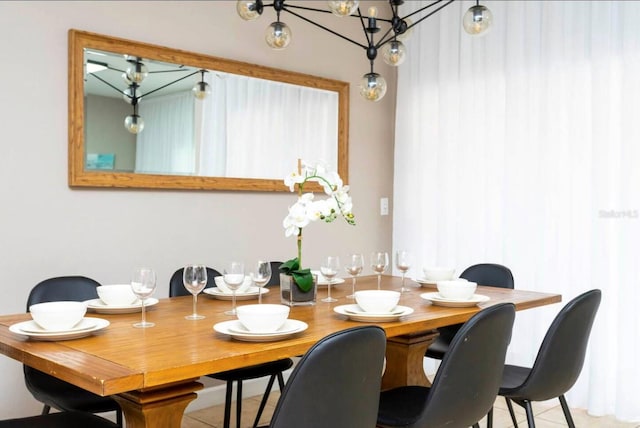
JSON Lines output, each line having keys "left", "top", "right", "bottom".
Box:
{"left": 113, "top": 380, "right": 203, "bottom": 428}
{"left": 382, "top": 330, "right": 439, "bottom": 390}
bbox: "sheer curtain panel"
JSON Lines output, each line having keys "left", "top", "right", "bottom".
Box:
{"left": 393, "top": 1, "right": 639, "bottom": 421}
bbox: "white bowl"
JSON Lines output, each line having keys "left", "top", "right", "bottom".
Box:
{"left": 97, "top": 284, "right": 138, "bottom": 306}
{"left": 29, "top": 301, "right": 87, "bottom": 331}
{"left": 236, "top": 304, "right": 290, "bottom": 333}
{"left": 354, "top": 290, "right": 401, "bottom": 313}
{"left": 436, "top": 280, "right": 477, "bottom": 300}
{"left": 422, "top": 266, "right": 456, "bottom": 281}
{"left": 214, "top": 275, "right": 253, "bottom": 294}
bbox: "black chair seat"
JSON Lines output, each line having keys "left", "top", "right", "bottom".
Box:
{"left": 210, "top": 359, "right": 293, "bottom": 382}
{"left": 377, "top": 386, "right": 430, "bottom": 427}
{"left": 499, "top": 364, "right": 532, "bottom": 393}
{"left": 0, "top": 411, "right": 118, "bottom": 428}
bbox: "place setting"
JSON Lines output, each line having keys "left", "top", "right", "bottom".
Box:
{"left": 203, "top": 274, "right": 269, "bottom": 301}
{"left": 10, "top": 301, "right": 109, "bottom": 341}
{"left": 85, "top": 283, "right": 159, "bottom": 314}
{"left": 213, "top": 303, "right": 308, "bottom": 342}
{"left": 420, "top": 279, "right": 490, "bottom": 307}
{"left": 413, "top": 266, "right": 457, "bottom": 288}
{"left": 334, "top": 289, "right": 414, "bottom": 322}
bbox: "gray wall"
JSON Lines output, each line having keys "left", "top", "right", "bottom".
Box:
{"left": 0, "top": 1, "right": 395, "bottom": 417}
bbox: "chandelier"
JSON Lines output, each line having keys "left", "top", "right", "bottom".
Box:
{"left": 236, "top": 0, "right": 492, "bottom": 101}
{"left": 86, "top": 56, "right": 211, "bottom": 134}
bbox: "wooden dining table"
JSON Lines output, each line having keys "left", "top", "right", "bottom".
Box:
{"left": 0, "top": 275, "right": 561, "bottom": 427}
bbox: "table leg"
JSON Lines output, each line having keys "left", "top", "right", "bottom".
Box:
{"left": 112, "top": 380, "right": 203, "bottom": 428}
{"left": 382, "top": 330, "right": 439, "bottom": 390}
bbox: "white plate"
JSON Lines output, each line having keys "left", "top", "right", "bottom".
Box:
{"left": 18, "top": 318, "right": 99, "bottom": 334}
{"left": 203, "top": 287, "right": 269, "bottom": 301}
{"left": 333, "top": 304, "right": 414, "bottom": 322}
{"left": 85, "top": 298, "right": 159, "bottom": 314}
{"left": 413, "top": 277, "right": 438, "bottom": 288}
{"left": 227, "top": 321, "right": 301, "bottom": 336}
{"left": 214, "top": 319, "right": 308, "bottom": 342}
{"left": 420, "top": 292, "right": 490, "bottom": 308}
{"left": 310, "top": 270, "right": 346, "bottom": 286}
{"left": 9, "top": 318, "right": 110, "bottom": 341}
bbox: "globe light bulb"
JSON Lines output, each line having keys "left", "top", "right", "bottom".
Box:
{"left": 192, "top": 80, "right": 211, "bottom": 100}
{"left": 124, "top": 114, "right": 144, "bottom": 134}
{"left": 359, "top": 72, "right": 387, "bottom": 102}
{"left": 368, "top": 6, "right": 378, "bottom": 18}
{"left": 382, "top": 40, "right": 406, "bottom": 66}
{"left": 327, "top": 1, "right": 359, "bottom": 17}
{"left": 237, "top": 0, "right": 262, "bottom": 21}
{"left": 125, "top": 60, "right": 148, "bottom": 84}
{"left": 463, "top": 4, "right": 492, "bottom": 35}
{"left": 265, "top": 21, "right": 292, "bottom": 49}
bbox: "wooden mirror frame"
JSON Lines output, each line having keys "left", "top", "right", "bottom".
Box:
{"left": 68, "top": 29, "right": 349, "bottom": 191}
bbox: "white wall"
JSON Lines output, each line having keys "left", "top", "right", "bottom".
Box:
{"left": 0, "top": 1, "right": 396, "bottom": 418}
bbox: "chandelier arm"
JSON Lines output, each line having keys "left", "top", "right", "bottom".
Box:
{"left": 88, "top": 73, "right": 130, "bottom": 98}
{"left": 401, "top": 0, "right": 455, "bottom": 33}
{"left": 400, "top": 0, "right": 450, "bottom": 22}
{"left": 138, "top": 69, "right": 203, "bottom": 100}
{"left": 375, "top": 27, "right": 397, "bottom": 49}
{"left": 282, "top": 6, "right": 368, "bottom": 50}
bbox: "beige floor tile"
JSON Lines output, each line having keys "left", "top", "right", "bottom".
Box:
{"left": 536, "top": 406, "right": 639, "bottom": 428}
{"left": 185, "top": 392, "right": 281, "bottom": 428}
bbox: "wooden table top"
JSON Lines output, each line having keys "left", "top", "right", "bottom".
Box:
{"left": 0, "top": 275, "right": 561, "bottom": 397}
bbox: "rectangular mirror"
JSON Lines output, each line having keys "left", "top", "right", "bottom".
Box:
{"left": 69, "top": 29, "right": 349, "bottom": 191}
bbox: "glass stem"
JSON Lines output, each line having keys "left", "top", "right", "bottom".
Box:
{"left": 141, "top": 299, "right": 146, "bottom": 324}
{"left": 352, "top": 276, "right": 356, "bottom": 296}
{"left": 327, "top": 280, "right": 332, "bottom": 299}
{"left": 258, "top": 288, "right": 262, "bottom": 304}
{"left": 377, "top": 274, "right": 381, "bottom": 290}
{"left": 232, "top": 290, "right": 237, "bottom": 313}
{"left": 192, "top": 294, "right": 197, "bottom": 316}
{"left": 401, "top": 273, "right": 406, "bottom": 292}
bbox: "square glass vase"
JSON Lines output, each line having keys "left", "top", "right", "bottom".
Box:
{"left": 280, "top": 273, "right": 317, "bottom": 306}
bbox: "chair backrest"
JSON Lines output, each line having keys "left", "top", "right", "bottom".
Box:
{"left": 26, "top": 276, "right": 101, "bottom": 310}
{"left": 417, "top": 303, "right": 516, "bottom": 427}
{"left": 267, "top": 261, "right": 283, "bottom": 287}
{"left": 507, "top": 289, "right": 601, "bottom": 401}
{"left": 169, "top": 267, "right": 222, "bottom": 297}
{"left": 460, "top": 263, "right": 515, "bottom": 289}
{"left": 269, "top": 326, "right": 386, "bottom": 428}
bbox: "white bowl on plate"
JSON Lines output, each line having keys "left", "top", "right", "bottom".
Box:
{"left": 236, "top": 304, "right": 290, "bottom": 333}
{"left": 354, "top": 290, "right": 400, "bottom": 313}
{"left": 214, "top": 275, "right": 252, "bottom": 294}
{"left": 29, "top": 301, "right": 87, "bottom": 331}
{"left": 436, "top": 280, "right": 477, "bottom": 300}
{"left": 422, "top": 266, "right": 456, "bottom": 281}
{"left": 97, "top": 284, "right": 138, "bottom": 306}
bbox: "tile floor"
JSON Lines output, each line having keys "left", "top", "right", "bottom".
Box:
{"left": 182, "top": 391, "right": 639, "bottom": 428}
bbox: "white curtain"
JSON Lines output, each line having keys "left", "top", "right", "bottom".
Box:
{"left": 135, "top": 92, "right": 195, "bottom": 174}
{"left": 198, "top": 73, "right": 339, "bottom": 178}
{"left": 394, "top": 0, "right": 640, "bottom": 420}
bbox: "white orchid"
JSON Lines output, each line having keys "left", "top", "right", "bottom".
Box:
{"left": 280, "top": 161, "right": 356, "bottom": 290}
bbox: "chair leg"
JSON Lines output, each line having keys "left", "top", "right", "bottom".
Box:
{"left": 252, "top": 374, "right": 277, "bottom": 428}
{"left": 223, "top": 380, "right": 233, "bottom": 428}
{"left": 558, "top": 395, "right": 576, "bottom": 428}
{"left": 41, "top": 404, "right": 51, "bottom": 415}
{"left": 116, "top": 409, "right": 123, "bottom": 427}
{"left": 486, "top": 407, "right": 493, "bottom": 428}
{"left": 473, "top": 424, "right": 480, "bottom": 428}
{"left": 505, "top": 397, "right": 518, "bottom": 427}
{"left": 236, "top": 380, "right": 243, "bottom": 428}
{"left": 276, "top": 371, "right": 286, "bottom": 390}
{"left": 523, "top": 400, "right": 536, "bottom": 428}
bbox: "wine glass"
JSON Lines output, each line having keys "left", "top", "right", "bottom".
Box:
{"left": 320, "top": 256, "right": 340, "bottom": 303}
{"left": 183, "top": 264, "right": 207, "bottom": 320}
{"left": 395, "top": 250, "right": 413, "bottom": 293}
{"left": 223, "top": 261, "right": 245, "bottom": 316}
{"left": 345, "top": 253, "right": 364, "bottom": 299}
{"left": 131, "top": 267, "right": 157, "bottom": 328}
{"left": 251, "top": 260, "right": 272, "bottom": 304}
{"left": 370, "top": 252, "right": 389, "bottom": 290}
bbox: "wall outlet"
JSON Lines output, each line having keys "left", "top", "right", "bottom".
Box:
{"left": 380, "top": 197, "right": 389, "bottom": 216}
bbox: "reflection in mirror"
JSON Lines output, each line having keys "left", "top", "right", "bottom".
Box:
{"left": 69, "top": 29, "right": 349, "bottom": 191}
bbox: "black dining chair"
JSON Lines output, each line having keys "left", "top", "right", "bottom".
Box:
{"left": 169, "top": 264, "right": 294, "bottom": 428}
{"left": 23, "top": 276, "right": 123, "bottom": 427}
{"left": 377, "top": 303, "right": 516, "bottom": 428}
{"left": 0, "top": 411, "right": 119, "bottom": 428}
{"left": 267, "top": 325, "right": 386, "bottom": 428}
{"left": 487, "top": 289, "right": 602, "bottom": 428}
{"left": 425, "top": 263, "right": 515, "bottom": 361}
